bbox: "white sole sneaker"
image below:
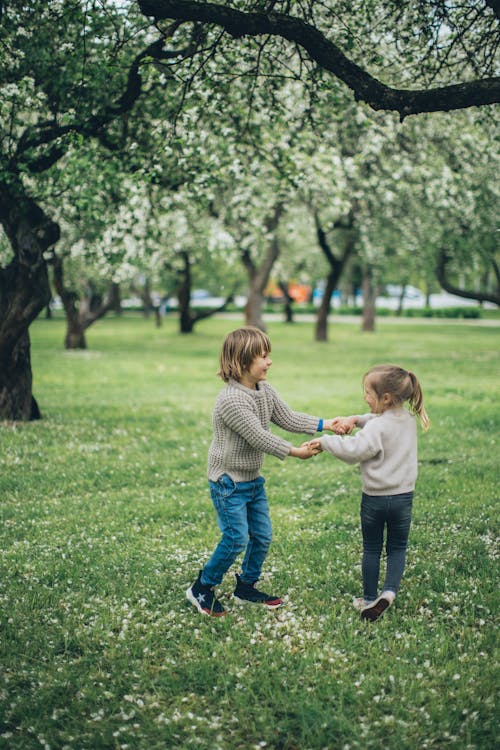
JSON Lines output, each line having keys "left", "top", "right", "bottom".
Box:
{"left": 233, "top": 595, "right": 283, "bottom": 609}
{"left": 186, "top": 586, "right": 227, "bottom": 617}
{"left": 360, "top": 593, "right": 393, "bottom": 621}
{"left": 352, "top": 597, "right": 369, "bottom": 612}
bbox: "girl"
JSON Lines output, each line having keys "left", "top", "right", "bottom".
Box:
{"left": 314, "top": 365, "right": 430, "bottom": 621}
{"left": 186, "top": 326, "right": 338, "bottom": 617}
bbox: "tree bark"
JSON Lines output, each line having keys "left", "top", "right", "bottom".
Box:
{"left": 242, "top": 204, "right": 284, "bottom": 331}
{"left": 178, "top": 252, "right": 194, "bottom": 333}
{"left": 51, "top": 255, "right": 121, "bottom": 349}
{"left": 396, "top": 283, "right": 407, "bottom": 316}
{"left": 176, "top": 251, "right": 234, "bottom": 333}
{"left": 138, "top": 1, "right": 500, "bottom": 118}
{"left": 315, "top": 270, "right": 337, "bottom": 342}
{"left": 0, "top": 27, "right": 188, "bottom": 420}
{"left": 278, "top": 281, "right": 294, "bottom": 323}
{"left": 313, "top": 211, "right": 355, "bottom": 342}
{"left": 0, "top": 177, "right": 59, "bottom": 420}
{"left": 361, "top": 266, "right": 376, "bottom": 332}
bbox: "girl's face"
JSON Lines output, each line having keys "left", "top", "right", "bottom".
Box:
{"left": 245, "top": 350, "right": 272, "bottom": 387}
{"left": 363, "top": 376, "right": 380, "bottom": 413}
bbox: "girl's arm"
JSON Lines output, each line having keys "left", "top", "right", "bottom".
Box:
{"left": 332, "top": 413, "right": 377, "bottom": 433}
{"left": 318, "top": 422, "right": 381, "bottom": 464}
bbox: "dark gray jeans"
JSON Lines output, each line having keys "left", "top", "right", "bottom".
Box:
{"left": 360, "top": 491, "right": 414, "bottom": 602}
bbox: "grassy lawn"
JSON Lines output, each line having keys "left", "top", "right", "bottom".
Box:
{"left": 1, "top": 314, "right": 498, "bottom": 750}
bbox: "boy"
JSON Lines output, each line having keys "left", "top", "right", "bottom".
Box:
{"left": 186, "top": 326, "right": 337, "bottom": 616}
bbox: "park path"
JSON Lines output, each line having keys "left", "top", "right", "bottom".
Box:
{"left": 215, "top": 312, "right": 500, "bottom": 327}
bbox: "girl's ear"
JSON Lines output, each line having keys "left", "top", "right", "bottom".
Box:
{"left": 382, "top": 392, "right": 393, "bottom": 407}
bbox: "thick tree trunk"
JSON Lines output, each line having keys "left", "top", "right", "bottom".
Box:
{"left": 278, "top": 281, "right": 294, "bottom": 323}
{"left": 0, "top": 176, "right": 59, "bottom": 420}
{"left": 52, "top": 255, "right": 120, "bottom": 348}
{"left": 315, "top": 271, "right": 337, "bottom": 342}
{"left": 313, "top": 210, "right": 355, "bottom": 342}
{"left": 0, "top": 331, "right": 37, "bottom": 421}
{"left": 177, "top": 251, "right": 194, "bottom": 333}
{"left": 361, "top": 266, "right": 376, "bottom": 332}
{"left": 396, "top": 283, "right": 407, "bottom": 316}
{"left": 242, "top": 204, "right": 283, "bottom": 332}
{"left": 176, "top": 251, "right": 233, "bottom": 333}
{"left": 244, "top": 289, "right": 267, "bottom": 331}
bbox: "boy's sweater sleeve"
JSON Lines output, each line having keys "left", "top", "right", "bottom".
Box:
{"left": 267, "top": 385, "right": 320, "bottom": 434}
{"left": 319, "top": 421, "right": 381, "bottom": 464}
{"left": 219, "top": 393, "right": 291, "bottom": 459}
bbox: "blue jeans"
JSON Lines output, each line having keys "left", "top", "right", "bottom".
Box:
{"left": 360, "top": 491, "right": 413, "bottom": 601}
{"left": 201, "top": 474, "right": 273, "bottom": 586}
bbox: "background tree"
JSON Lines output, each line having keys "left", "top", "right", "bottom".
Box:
{"left": 138, "top": 0, "right": 500, "bottom": 117}
{"left": 0, "top": 1, "right": 192, "bottom": 418}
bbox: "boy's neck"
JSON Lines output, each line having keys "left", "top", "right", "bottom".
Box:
{"left": 238, "top": 375, "right": 259, "bottom": 390}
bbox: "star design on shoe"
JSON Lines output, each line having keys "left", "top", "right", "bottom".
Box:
{"left": 196, "top": 593, "right": 206, "bottom": 604}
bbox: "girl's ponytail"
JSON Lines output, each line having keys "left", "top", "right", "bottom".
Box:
{"left": 408, "top": 371, "right": 431, "bottom": 431}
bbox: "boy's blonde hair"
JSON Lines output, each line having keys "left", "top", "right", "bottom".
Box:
{"left": 218, "top": 327, "right": 272, "bottom": 383}
{"left": 365, "top": 364, "right": 431, "bottom": 431}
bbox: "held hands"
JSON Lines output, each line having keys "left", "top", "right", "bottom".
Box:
{"left": 289, "top": 441, "right": 323, "bottom": 460}
{"left": 324, "top": 416, "right": 358, "bottom": 435}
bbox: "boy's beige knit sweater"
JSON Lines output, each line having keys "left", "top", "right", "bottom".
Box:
{"left": 207, "top": 379, "right": 320, "bottom": 482}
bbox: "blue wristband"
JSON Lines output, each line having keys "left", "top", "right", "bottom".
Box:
{"left": 317, "top": 418, "right": 323, "bottom": 432}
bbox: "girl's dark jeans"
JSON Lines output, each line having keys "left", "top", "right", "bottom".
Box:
{"left": 360, "top": 491, "right": 414, "bottom": 602}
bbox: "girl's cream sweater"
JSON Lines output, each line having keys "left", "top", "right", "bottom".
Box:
{"left": 319, "top": 408, "right": 418, "bottom": 496}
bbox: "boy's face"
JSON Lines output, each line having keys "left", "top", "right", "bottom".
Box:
{"left": 247, "top": 350, "right": 272, "bottom": 385}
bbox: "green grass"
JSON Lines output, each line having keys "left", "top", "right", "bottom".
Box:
{"left": 1, "top": 314, "right": 499, "bottom": 750}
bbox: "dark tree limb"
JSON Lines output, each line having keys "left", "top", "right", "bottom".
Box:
{"left": 436, "top": 248, "right": 500, "bottom": 305}
{"left": 14, "top": 27, "right": 199, "bottom": 170}
{"left": 313, "top": 210, "right": 355, "bottom": 341}
{"left": 138, "top": 0, "right": 500, "bottom": 118}
{"left": 485, "top": 0, "right": 500, "bottom": 21}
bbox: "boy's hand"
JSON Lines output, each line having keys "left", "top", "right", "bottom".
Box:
{"left": 328, "top": 416, "right": 358, "bottom": 435}
{"left": 289, "top": 441, "right": 323, "bottom": 460}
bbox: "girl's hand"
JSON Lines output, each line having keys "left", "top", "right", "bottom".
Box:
{"left": 328, "top": 416, "right": 358, "bottom": 434}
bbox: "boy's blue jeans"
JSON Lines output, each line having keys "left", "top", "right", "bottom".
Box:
{"left": 360, "top": 491, "right": 414, "bottom": 601}
{"left": 201, "top": 474, "right": 272, "bottom": 587}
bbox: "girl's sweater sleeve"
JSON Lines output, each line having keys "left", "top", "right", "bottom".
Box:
{"left": 356, "top": 413, "right": 377, "bottom": 428}
{"left": 267, "top": 384, "right": 320, "bottom": 434}
{"left": 319, "top": 420, "right": 381, "bottom": 464}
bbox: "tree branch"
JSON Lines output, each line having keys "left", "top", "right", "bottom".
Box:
{"left": 485, "top": 0, "right": 500, "bottom": 21}
{"left": 138, "top": 0, "right": 500, "bottom": 118}
{"left": 436, "top": 248, "right": 500, "bottom": 306}
{"left": 14, "top": 29, "right": 196, "bottom": 169}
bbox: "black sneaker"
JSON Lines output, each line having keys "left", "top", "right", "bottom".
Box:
{"left": 233, "top": 573, "right": 283, "bottom": 609}
{"left": 186, "top": 571, "right": 226, "bottom": 617}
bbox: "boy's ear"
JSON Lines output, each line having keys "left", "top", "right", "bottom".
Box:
{"left": 382, "top": 392, "right": 393, "bottom": 406}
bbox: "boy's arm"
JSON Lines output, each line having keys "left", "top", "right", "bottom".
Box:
{"left": 267, "top": 384, "right": 328, "bottom": 435}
